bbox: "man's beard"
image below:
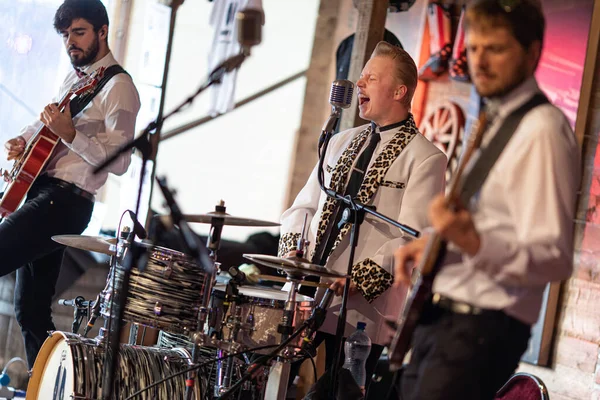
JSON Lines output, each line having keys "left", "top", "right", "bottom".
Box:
{"left": 69, "top": 36, "right": 99, "bottom": 67}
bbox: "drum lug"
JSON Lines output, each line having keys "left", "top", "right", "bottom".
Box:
{"left": 163, "top": 263, "right": 173, "bottom": 279}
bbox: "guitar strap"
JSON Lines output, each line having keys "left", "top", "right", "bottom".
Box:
{"left": 459, "top": 93, "right": 549, "bottom": 203}
{"left": 69, "top": 65, "right": 129, "bottom": 117}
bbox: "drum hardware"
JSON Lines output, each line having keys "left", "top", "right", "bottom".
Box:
{"left": 57, "top": 295, "right": 96, "bottom": 335}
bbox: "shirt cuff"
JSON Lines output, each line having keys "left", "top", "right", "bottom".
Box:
{"left": 64, "top": 130, "right": 90, "bottom": 154}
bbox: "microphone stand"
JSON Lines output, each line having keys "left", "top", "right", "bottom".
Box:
{"left": 316, "top": 129, "right": 419, "bottom": 398}
{"left": 92, "top": 34, "right": 249, "bottom": 400}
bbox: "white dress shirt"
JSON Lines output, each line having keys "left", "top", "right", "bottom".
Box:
{"left": 19, "top": 52, "right": 140, "bottom": 195}
{"left": 433, "top": 77, "right": 580, "bottom": 325}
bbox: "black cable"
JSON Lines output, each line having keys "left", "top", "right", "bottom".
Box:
{"left": 298, "top": 348, "right": 318, "bottom": 384}
{"left": 124, "top": 344, "right": 278, "bottom": 400}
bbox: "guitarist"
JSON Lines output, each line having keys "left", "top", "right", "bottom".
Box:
{"left": 1, "top": 0, "right": 140, "bottom": 368}
{"left": 393, "top": 1, "right": 579, "bottom": 399}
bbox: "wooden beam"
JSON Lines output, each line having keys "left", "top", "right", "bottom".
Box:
{"left": 573, "top": 0, "right": 600, "bottom": 246}
{"left": 282, "top": 0, "right": 345, "bottom": 209}
{"left": 338, "top": 0, "right": 388, "bottom": 131}
{"left": 574, "top": 0, "right": 600, "bottom": 148}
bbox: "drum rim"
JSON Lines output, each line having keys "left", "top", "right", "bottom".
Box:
{"left": 26, "top": 331, "right": 78, "bottom": 399}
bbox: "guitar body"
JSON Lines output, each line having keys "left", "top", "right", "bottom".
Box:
{"left": 0, "top": 130, "right": 59, "bottom": 217}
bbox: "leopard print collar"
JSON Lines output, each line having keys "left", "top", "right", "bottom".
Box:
{"left": 311, "top": 115, "right": 419, "bottom": 263}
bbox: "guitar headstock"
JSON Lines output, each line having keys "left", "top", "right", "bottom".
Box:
{"left": 70, "top": 66, "right": 106, "bottom": 97}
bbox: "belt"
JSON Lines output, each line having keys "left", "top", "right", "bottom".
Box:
{"left": 430, "top": 293, "right": 503, "bottom": 317}
{"left": 39, "top": 176, "right": 95, "bottom": 202}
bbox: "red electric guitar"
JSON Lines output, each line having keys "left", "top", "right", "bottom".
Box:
{"left": 0, "top": 67, "right": 105, "bottom": 217}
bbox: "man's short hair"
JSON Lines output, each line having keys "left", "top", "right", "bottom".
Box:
{"left": 371, "top": 41, "right": 418, "bottom": 108}
{"left": 54, "top": 0, "right": 109, "bottom": 34}
{"left": 464, "top": 0, "right": 545, "bottom": 50}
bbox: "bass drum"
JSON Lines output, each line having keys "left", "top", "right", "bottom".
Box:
{"left": 26, "top": 331, "right": 202, "bottom": 400}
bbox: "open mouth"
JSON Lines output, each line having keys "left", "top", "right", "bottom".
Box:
{"left": 358, "top": 96, "right": 370, "bottom": 106}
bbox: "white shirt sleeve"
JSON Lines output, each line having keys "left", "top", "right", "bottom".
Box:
{"left": 63, "top": 79, "right": 141, "bottom": 176}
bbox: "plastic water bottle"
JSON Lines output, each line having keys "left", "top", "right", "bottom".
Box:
{"left": 342, "top": 321, "right": 372, "bottom": 389}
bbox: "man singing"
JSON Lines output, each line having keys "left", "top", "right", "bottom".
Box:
{"left": 280, "top": 42, "right": 446, "bottom": 391}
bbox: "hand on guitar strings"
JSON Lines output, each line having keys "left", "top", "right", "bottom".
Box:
{"left": 428, "top": 194, "right": 481, "bottom": 257}
{"left": 393, "top": 194, "right": 481, "bottom": 288}
{"left": 40, "top": 103, "right": 76, "bottom": 143}
{"left": 330, "top": 277, "right": 357, "bottom": 296}
{"left": 394, "top": 236, "right": 428, "bottom": 287}
{"left": 4, "top": 136, "right": 25, "bottom": 161}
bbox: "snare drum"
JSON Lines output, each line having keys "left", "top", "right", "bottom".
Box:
{"left": 101, "top": 243, "right": 206, "bottom": 333}
{"left": 26, "top": 331, "right": 202, "bottom": 400}
{"left": 212, "top": 286, "right": 314, "bottom": 354}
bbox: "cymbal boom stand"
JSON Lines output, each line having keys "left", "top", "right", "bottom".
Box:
{"left": 187, "top": 201, "right": 226, "bottom": 400}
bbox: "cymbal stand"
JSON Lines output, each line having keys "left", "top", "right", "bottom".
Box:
{"left": 187, "top": 201, "right": 226, "bottom": 400}
{"left": 94, "top": 226, "right": 130, "bottom": 346}
{"left": 263, "top": 277, "right": 301, "bottom": 400}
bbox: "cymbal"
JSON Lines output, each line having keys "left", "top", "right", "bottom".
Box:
{"left": 243, "top": 254, "right": 348, "bottom": 279}
{"left": 255, "top": 274, "right": 332, "bottom": 289}
{"left": 182, "top": 212, "right": 280, "bottom": 227}
{"left": 52, "top": 235, "right": 117, "bottom": 255}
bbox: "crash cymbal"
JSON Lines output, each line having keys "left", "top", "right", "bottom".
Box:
{"left": 52, "top": 235, "right": 117, "bottom": 255}
{"left": 243, "top": 254, "right": 348, "bottom": 279}
{"left": 182, "top": 212, "right": 280, "bottom": 227}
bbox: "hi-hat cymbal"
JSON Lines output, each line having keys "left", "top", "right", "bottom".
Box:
{"left": 243, "top": 254, "right": 348, "bottom": 279}
{"left": 182, "top": 212, "right": 280, "bottom": 227}
{"left": 52, "top": 235, "right": 117, "bottom": 255}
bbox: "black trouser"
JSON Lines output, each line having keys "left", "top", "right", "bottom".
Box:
{"left": 290, "top": 331, "right": 384, "bottom": 395}
{"left": 0, "top": 178, "right": 93, "bottom": 367}
{"left": 398, "top": 301, "right": 531, "bottom": 400}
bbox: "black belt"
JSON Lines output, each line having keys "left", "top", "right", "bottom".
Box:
{"left": 430, "top": 293, "right": 504, "bottom": 317}
{"left": 38, "top": 176, "right": 95, "bottom": 202}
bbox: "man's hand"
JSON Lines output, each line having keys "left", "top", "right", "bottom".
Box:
{"left": 40, "top": 103, "right": 76, "bottom": 143}
{"left": 5, "top": 137, "right": 25, "bottom": 161}
{"left": 428, "top": 194, "right": 481, "bottom": 256}
{"left": 330, "top": 278, "right": 357, "bottom": 296}
{"left": 394, "top": 236, "right": 428, "bottom": 287}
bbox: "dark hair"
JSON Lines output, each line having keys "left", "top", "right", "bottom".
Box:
{"left": 464, "top": 0, "right": 545, "bottom": 50}
{"left": 53, "top": 0, "right": 109, "bottom": 33}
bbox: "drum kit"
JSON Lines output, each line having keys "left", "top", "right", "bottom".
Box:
{"left": 25, "top": 202, "right": 345, "bottom": 400}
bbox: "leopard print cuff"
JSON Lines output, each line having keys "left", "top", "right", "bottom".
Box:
{"left": 351, "top": 258, "right": 393, "bottom": 303}
{"left": 278, "top": 232, "right": 301, "bottom": 257}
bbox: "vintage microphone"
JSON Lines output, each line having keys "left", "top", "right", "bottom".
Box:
{"left": 319, "top": 79, "right": 354, "bottom": 148}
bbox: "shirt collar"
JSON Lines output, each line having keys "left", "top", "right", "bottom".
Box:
{"left": 484, "top": 76, "right": 541, "bottom": 119}
{"left": 78, "top": 51, "right": 118, "bottom": 75}
{"left": 370, "top": 114, "right": 412, "bottom": 141}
